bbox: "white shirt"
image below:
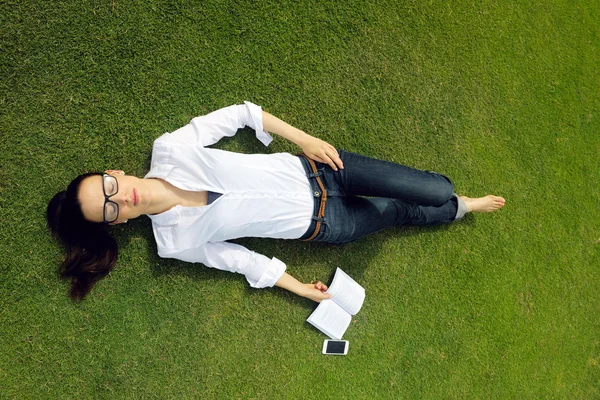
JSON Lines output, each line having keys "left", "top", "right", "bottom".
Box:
{"left": 145, "top": 102, "right": 314, "bottom": 288}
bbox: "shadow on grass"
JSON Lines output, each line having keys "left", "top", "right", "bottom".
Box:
{"left": 117, "top": 216, "right": 472, "bottom": 312}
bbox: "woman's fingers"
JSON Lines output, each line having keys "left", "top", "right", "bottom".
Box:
{"left": 306, "top": 282, "right": 332, "bottom": 302}
{"left": 303, "top": 136, "right": 344, "bottom": 171}
{"left": 323, "top": 147, "right": 343, "bottom": 170}
{"left": 327, "top": 148, "right": 344, "bottom": 170}
{"left": 314, "top": 290, "right": 332, "bottom": 302}
{"left": 320, "top": 292, "right": 332, "bottom": 301}
{"left": 323, "top": 155, "right": 338, "bottom": 171}
{"left": 315, "top": 281, "right": 329, "bottom": 292}
{"left": 311, "top": 148, "right": 343, "bottom": 171}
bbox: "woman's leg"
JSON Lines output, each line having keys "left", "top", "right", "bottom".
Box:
{"left": 314, "top": 195, "right": 459, "bottom": 244}
{"left": 304, "top": 150, "right": 503, "bottom": 244}
{"left": 307, "top": 149, "right": 461, "bottom": 244}
{"left": 324, "top": 150, "right": 455, "bottom": 206}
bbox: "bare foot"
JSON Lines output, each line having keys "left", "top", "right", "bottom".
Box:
{"left": 459, "top": 195, "right": 505, "bottom": 213}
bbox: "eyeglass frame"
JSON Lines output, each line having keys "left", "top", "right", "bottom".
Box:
{"left": 102, "top": 174, "right": 120, "bottom": 223}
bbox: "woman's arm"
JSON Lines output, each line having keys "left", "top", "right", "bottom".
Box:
{"left": 262, "top": 111, "right": 344, "bottom": 171}
{"left": 275, "top": 272, "right": 332, "bottom": 302}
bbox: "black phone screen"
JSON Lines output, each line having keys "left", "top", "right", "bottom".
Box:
{"left": 326, "top": 341, "right": 346, "bottom": 354}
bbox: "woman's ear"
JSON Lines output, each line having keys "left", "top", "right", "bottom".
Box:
{"left": 109, "top": 219, "right": 128, "bottom": 225}
{"left": 105, "top": 169, "right": 125, "bottom": 176}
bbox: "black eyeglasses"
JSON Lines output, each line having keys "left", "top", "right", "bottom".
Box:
{"left": 102, "top": 174, "right": 119, "bottom": 223}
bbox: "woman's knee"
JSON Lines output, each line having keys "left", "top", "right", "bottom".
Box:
{"left": 428, "top": 175, "right": 454, "bottom": 205}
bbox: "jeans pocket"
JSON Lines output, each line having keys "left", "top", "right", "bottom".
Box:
{"left": 313, "top": 222, "right": 330, "bottom": 243}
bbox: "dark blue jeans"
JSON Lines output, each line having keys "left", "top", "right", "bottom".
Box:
{"left": 298, "top": 150, "right": 459, "bottom": 244}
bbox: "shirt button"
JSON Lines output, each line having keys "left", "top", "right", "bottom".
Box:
{"left": 314, "top": 191, "right": 321, "bottom": 197}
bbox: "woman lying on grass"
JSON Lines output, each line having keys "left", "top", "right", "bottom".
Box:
{"left": 47, "top": 102, "right": 505, "bottom": 302}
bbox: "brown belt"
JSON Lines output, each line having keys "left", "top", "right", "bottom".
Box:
{"left": 299, "top": 154, "right": 327, "bottom": 241}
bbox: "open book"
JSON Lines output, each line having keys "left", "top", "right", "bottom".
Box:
{"left": 306, "top": 268, "right": 366, "bottom": 340}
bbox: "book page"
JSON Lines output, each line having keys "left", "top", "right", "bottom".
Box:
{"left": 326, "top": 268, "right": 365, "bottom": 315}
{"left": 306, "top": 299, "right": 352, "bottom": 340}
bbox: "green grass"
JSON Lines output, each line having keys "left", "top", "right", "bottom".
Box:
{"left": 1, "top": 0, "right": 599, "bottom": 398}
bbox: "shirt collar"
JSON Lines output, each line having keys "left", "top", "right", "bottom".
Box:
{"left": 147, "top": 208, "right": 180, "bottom": 226}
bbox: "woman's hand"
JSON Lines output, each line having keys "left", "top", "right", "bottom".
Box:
{"left": 275, "top": 272, "right": 332, "bottom": 303}
{"left": 298, "top": 135, "right": 344, "bottom": 171}
{"left": 261, "top": 111, "right": 344, "bottom": 171}
{"left": 303, "top": 281, "right": 332, "bottom": 303}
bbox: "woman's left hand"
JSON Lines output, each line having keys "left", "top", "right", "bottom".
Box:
{"left": 303, "top": 281, "right": 332, "bottom": 303}
{"left": 298, "top": 135, "right": 344, "bottom": 171}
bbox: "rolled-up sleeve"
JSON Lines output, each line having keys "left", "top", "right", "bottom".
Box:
{"left": 241, "top": 101, "right": 273, "bottom": 146}
{"left": 155, "top": 102, "right": 273, "bottom": 147}
{"left": 162, "top": 241, "right": 286, "bottom": 288}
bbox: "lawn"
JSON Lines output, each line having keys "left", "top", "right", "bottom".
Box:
{"left": 1, "top": 0, "right": 599, "bottom": 398}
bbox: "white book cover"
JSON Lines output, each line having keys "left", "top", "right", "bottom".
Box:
{"left": 306, "top": 268, "right": 365, "bottom": 339}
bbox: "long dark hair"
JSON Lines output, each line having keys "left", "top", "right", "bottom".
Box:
{"left": 47, "top": 172, "right": 118, "bottom": 301}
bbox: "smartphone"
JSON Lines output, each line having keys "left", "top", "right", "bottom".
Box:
{"left": 322, "top": 340, "right": 349, "bottom": 355}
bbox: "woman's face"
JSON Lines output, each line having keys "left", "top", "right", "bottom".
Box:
{"left": 78, "top": 171, "right": 152, "bottom": 224}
